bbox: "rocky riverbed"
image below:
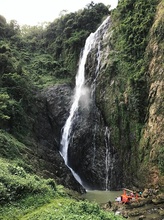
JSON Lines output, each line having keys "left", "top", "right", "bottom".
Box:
{"left": 101, "top": 189, "right": 164, "bottom": 220}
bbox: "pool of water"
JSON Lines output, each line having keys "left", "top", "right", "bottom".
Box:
{"left": 82, "top": 190, "right": 122, "bottom": 204}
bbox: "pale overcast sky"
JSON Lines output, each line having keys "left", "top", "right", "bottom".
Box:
{"left": 0, "top": 0, "right": 118, "bottom": 26}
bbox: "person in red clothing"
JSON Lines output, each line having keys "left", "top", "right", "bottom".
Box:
{"left": 115, "top": 189, "right": 138, "bottom": 204}
{"left": 121, "top": 190, "right": 133, "bottom": 204}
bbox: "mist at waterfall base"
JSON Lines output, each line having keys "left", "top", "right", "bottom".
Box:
{"left": 79, "top": 85, "right": 91, "bottom": 110}
{"left": 59, "top": 16, "right": 117, "bottom": 191}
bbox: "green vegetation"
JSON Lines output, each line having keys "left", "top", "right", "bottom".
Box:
{"left": 111, "top": 0, "right": 159, "bottom": 121}
{"left": 0, "top": 158, "right": 56, "bottom": 204}
{"left": 0, "top": 129, "right": 26, "bottom": 159}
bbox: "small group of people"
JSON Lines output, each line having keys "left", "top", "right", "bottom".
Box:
{"left": 115, "top": 189, "right": 141, "bottom": 204}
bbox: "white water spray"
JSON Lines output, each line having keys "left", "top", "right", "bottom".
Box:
{"left": 60, "top": 16, "right": 111, "bottom": 186}
{"left": 105, "top": 127, "right": 111, "bottom": 190}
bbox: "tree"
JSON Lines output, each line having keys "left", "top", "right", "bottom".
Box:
{"left": 0, "top": 91, "right": 10, "bottom": 123}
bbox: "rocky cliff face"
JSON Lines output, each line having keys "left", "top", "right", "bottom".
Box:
{"left": 138, "top": 1, "right": 164, "bottom": 188}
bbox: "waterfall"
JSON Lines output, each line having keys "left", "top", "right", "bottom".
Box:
{"left": 60, "top": 16, "right": 111, "bottom": 187}
{"left": 92, "top": 124, "right": 97, "bottom": 166}
{"left": 104, "top": 127, "right": 111, "bottom": 190}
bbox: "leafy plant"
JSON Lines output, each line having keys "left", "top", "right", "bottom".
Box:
{"left": 0, "top": 91, "right": 10, "bottom": 122}
{"left": 0, "top": 158, "right": 57, "bottom": 204}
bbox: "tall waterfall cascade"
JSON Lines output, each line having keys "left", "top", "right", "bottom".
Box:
{"left": 60, "top": 16, "right": 111, "bottom": 188}
{"left": 105, "top": 127, "right": 112, "bottom": 190}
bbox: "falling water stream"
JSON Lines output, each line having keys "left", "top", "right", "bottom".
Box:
{"left": 105, "top": 127, "right": 111, "bottom": 190}
{"left": 60, "top": 16, "right": 111, "bottom": 188}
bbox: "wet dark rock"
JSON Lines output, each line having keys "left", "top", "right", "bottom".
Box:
{"left": 122, "top": 211, "right": 129, "bottom": 218}
{"left": 152, "top": 193, "right": 164, "bottom": 204}
{"left": 32, "top": 84, "right": 85, "bottom": 193}
{"left": 45, "top": 85, "right": 73, "bottom": 129}
{"left": 128, "top": 198, "right": 152, "bottom": 209}
{"left": 142, "top": 189, "right": 150, "bottom": 198}
{"left": 101, "top": 200, "right": 112, "bottom": 210}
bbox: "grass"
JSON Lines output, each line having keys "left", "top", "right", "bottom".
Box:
{"left": 0, "top": 192, "right": 125, "bottom": 220}
{"left": 0, "top": 129, "right": 26, "bottom": 159}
